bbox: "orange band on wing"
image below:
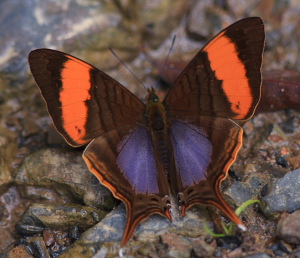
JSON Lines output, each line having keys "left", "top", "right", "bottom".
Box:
{"left": 204, "top": 32, "right": 252, "bottom": 119}
{"left": 60, "top": 56, "right": 92, "bottom": 144}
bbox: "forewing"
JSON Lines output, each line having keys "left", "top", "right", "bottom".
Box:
{"left": 169, "top": 117, "right": 244, "bottom": 228}
{"left": 83, "top": 124, "right": 171, "bottom": 246}
{"left": 164, "top": 17, "right": 265, "bottom": 120}
{"left": 29, "top": 49, "right": 145, "bottom": 147}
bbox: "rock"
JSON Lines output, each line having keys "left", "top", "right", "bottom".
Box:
{"left": 261, "top": 168, "right": 300, "bottom": 217}
{"left": 224, "top": 172, "right": 270, "bottom": 206}
{"left": 135, "top": 242, "right": 157, "bottom": 257}
{"left": 192, "top": 239, "right": 215, "bottom": 257}
{"left": 17, "top": 229, "right": 74, "bottom": 257}
{"left": 43, "top": 229, "right": 55, "bottom": 247}
{"left": 227, "top": 247, "right": 243, "bottom": 257}
{"left": 277, "top": 210, "right": 300, "bottom": 245}
{"left": 16, "top": 203, "right": 106, "bottom": 236}
{"left": 27, "top": 236, "right": 51, "bottom": 258}
{"left": 15, "top": 148, "right": 117, "bottom": 210}
{"left": 0, "top": 187, "right": 29, "bottom": 253}
{"left": 0, "top": 152, "right": 12, "bottom": 192}
{"left": 69, "top": 226, "right": 81, "bottom": 242}
{"left": 244, "top": 253, "right": 272, "bottom": 258}
{"left": 187, "top": 0, "right": 215, "bottom": 39}
{"left": 288, "top": 155, "right": 300, "bottom": 170}
{"left": 276, "top": 240, "right": 293, "bottom": 255}
{"left": 0, "top": 0, "right": 188, "bottom": 82}
{"left": 160, "top": 233, "right": 192, "bottom": 258}
{"left": 0, "top": 131, "right": 17, "bottom": 193}
{"left": 0, "top": 245, "right": 33, "bottom": 258}
{"left": 216, "top": 235, "right": 242, "bottom": 250}
{"left": 59, "top": 204, "right": 211, "bottom": 257}
{"left": 58, "top": 204, "right": 127, "bottom": 258}
{"left": 1, "top": 0, "right": 300, "bottom": 256}
{"left": 19, "top": 118, "right": 40, "bottom": 138}
{"left": 0, "top": 228, "right": 16, "bottom": 253}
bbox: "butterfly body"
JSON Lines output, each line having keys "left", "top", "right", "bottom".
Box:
{"left": 145, "top": 90, "right": 173, "bottom": 175}
{"left": 29, "top": 17, "right": 265, "bottom": 246}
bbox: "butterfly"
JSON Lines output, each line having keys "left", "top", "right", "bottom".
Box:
{"left": 28, "top": 17, "right": 265, "bottom": 246}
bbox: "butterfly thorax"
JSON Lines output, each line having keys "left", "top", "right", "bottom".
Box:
{"left": 145, "top": 90, "right": 172, "bottom": 175}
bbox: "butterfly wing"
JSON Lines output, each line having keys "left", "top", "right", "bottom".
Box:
{"left": 29, "top": 49, "right": 145, "bottom": 147}
{"left": 165, "top": 17, "right": 265, "bottom": 227}
{"left": 83, "top": 124, "right": 171, "bottom": 246}
{"left": 169, "top": 117, "right": 244, "bottom": 227}
{"left": 164, "top": 17, "right": 265, "bottom": 120}
{"left": 29, "top": 49, "right": 171, "bottom": 246}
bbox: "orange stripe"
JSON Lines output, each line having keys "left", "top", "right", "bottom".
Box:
{"left": 60, "top": 56, "right": 92, "bottom": 144}
{"left": 204, "top": 32, "right": 252, "bottom": 119}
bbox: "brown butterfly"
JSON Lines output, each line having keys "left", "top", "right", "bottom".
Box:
{"left": 28, "top": 17, "right": 265, "bottom": 246}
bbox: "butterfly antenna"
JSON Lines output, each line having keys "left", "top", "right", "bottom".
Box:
{"left": 109, "top": 48, "right": 148, "bottom": 91}
{"left": 159, "top": 35, "right": 176, "bottom": 79}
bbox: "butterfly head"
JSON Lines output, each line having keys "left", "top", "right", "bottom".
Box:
{"left": 145, "top": 87, "right": 161, "bottom": 104}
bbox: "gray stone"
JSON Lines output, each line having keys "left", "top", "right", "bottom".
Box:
{"left": 244, "top": 253, "right": 272, "bottom": 258}
{"left": 59, "top": 204, "right": 211, "bottom": 257}
{"left": 262, "top": 169, "right": 300, "bottom": 217}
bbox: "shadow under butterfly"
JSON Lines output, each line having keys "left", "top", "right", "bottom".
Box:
{"left": 28, "top": 17, "right": 265, "bottom": 246}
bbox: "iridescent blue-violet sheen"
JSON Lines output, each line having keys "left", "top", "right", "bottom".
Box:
{"left": 117, "top": 125, "right": 159, "bottom": 194}
{"left": 170, "top": 121, "right": 212, "bottom": 187}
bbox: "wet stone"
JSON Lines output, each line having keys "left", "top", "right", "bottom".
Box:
{"left": 16, "top": 203, "right": 106, "bottom": 235}
{"left": 18, "top": 185, "right": 72, "bottom": 204}
{"left": 27, "top": 236, "right": 50, "bottom": 258}
{"left": 69, "top": 226, "right": 81, "bottom": 242}
{"left": 16, "top": 221, "right": 45, "bottom": 236}
{"left": 277, "top": 210, "right": 300, "bottom": 245}
{"left": 261, "top": 168, "right": 300, "bottom": 217}
{"left": 276, "top": 155, "right": 288, "bottom": 168}
{"left": 277, "top": 240, "right": 293, "bottom": 254}
{"left": 19, "top": 228, "right": 74, "bottom": 258}
{"left": 270, "top": 238, "right": 292, "bottom": 257}
{"left": 14, "top": 148, "right": 117, "bottom": 210}
{"left": 58, "top": 204, "right": 127, "bottom": 258}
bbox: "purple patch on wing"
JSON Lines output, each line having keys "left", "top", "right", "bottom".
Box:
{"left": 117, "top": 125, "right": 159, "bottom": 194}
{"left": 171, "top": 121, "right": 212, "bottom": 187}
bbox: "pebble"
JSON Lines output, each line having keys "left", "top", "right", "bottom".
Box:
{"left": 277, "top": 210, "right": 300, "bottom": 245}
